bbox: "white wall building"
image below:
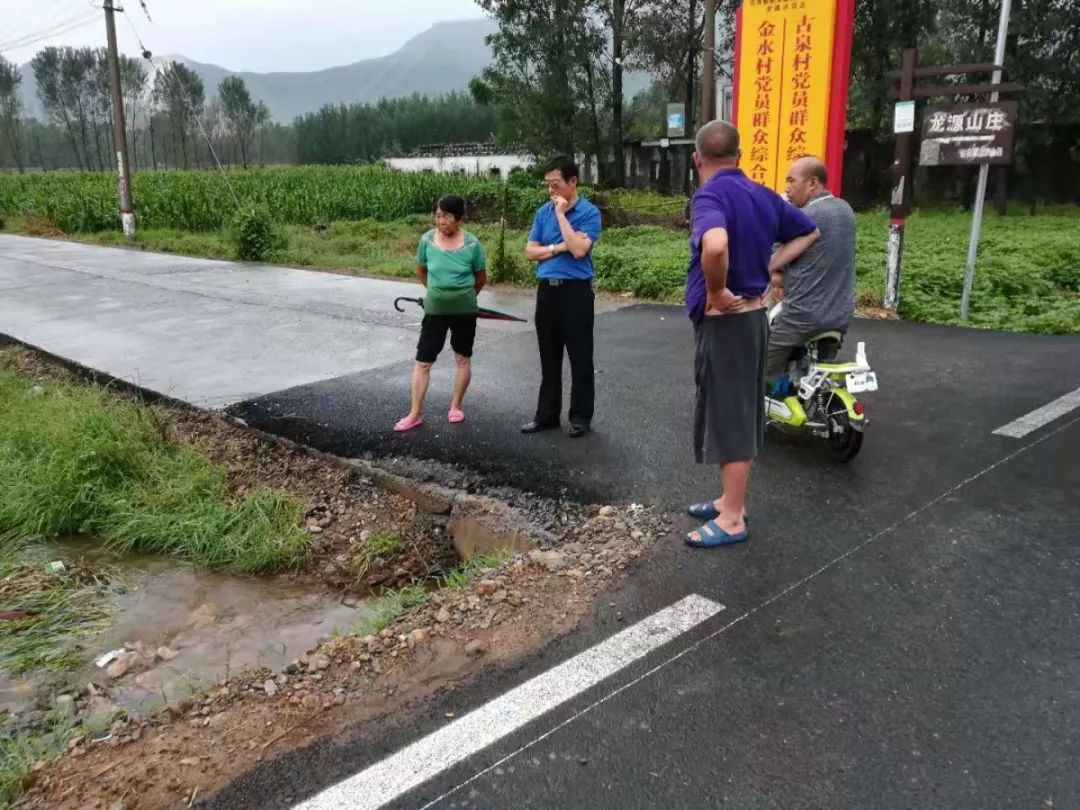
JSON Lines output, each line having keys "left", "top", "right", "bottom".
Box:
{"left": 384, "top": 143, "right": 533, "bottom": 179}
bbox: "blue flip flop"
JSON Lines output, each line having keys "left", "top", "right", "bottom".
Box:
{"left": 687, "top": 502, "right": 750, "bottom": 523}
{"left": 685, "top": 519, "right": 749, "bottom": 548}
{"left": 687, "top": 501, "right": 720, "bottom": 521}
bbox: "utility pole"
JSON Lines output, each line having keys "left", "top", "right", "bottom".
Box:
{"left": 700, "top": 0, "right": 716, "bottom": 125}
{"left": 104, "top": 0, "right": 135, "bottom": 238}
{"left": 960, "top": 0, "right": 1012, "bottom": 319}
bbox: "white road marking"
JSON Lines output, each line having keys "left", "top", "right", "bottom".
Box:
{"left": 993, "top": 386, "right": 1080, "bottom": 438}
{"left": 293, "top": 594, "right": 725, "bottom": 810}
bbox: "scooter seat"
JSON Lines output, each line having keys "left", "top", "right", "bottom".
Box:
{"left": 806, "top": 331, "right": 844, "bottom": 361}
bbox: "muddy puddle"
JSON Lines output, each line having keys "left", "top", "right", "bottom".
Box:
{"left": 3, "top": 539, "right": 378, "bottom": 720}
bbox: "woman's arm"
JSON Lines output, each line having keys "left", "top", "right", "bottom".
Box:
{"left": 474, "top": 269, "right": 487, "bottom": 293}
{"left": 416, "top": 263, "right": 428, "bottom": 287}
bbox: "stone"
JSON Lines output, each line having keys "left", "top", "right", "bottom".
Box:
{"left": 491, "top": 590, "right": 508, "bottom": 604}
{"left": 190, "top": 603, "right": 218, "bottom": 630}
{"left": 154, "top": 646, "right": 178, "bottom": 662}
{"left": 134, "top": 670, "right": 167, "bottom": 691}
{"left": 475, "top": 580, "right": 499, "bottom": 596}
{"left": 333, "top": 694, "right": 346, "bottom": 706}
{"left": 435, "top": 607, "right": 452, "bottom": 623}
{"left": 530, "top": 550, "right": 569, "bottom": 572}
{"left": 464, "top": 639, "right": 488, "bottom": 656}
{"left": 308, "top": 654, "right": 331, "bottom": 672}
{"left": 360, "top": 530, "right": 373, "bottom": 542}
{"left": 301, "top": 694, "right": 321, "bottom": 710}
{"left": 54, "top": 694, "right": 76, "bottom": 716}
{"left": 308, "top": 525, "right": 324, "bottom": 534}
{"left": 598, "top": 506, "right": 616, "bottom": 518}
{"left": 350, "top": 661, "right": 363, "bottom": 673}
{"left": 106, "top": 658, "right": 130, "bottom": 680}
{"left": 263, "top": 680, "right": 279, "bottom": 698}
{"left": 407, "top": 628, "right": 428, "bottom": 649}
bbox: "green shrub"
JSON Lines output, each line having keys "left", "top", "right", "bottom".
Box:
{"left": 231, "top": 206, "right": 284, "bottom": 261}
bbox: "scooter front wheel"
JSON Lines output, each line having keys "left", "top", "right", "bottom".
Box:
{"left": 823, "top": 398, "right": 864, "bottom": 462}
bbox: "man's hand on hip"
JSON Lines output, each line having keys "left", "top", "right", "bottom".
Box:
{"left": 706, "top": 288, "right": 745, "bottom": 315}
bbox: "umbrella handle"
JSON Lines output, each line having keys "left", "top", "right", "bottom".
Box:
{"left": 393, "top": 296, "right": 423, "bottom": 312}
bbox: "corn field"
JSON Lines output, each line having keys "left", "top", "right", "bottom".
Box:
{"left": 0, "top": 166, "right": 547, "bottom": 233}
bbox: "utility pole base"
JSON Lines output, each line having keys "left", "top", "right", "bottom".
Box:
{"left": 121, "top": 212, "right": 136, "bottom": 239}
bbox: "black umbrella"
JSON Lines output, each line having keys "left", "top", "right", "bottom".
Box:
{"left": 393, "top": 296, "right": 527, "bottom": 323}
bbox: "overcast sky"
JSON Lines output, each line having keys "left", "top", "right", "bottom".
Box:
{"left": 0, "top": 0, "right": 486, "bottom": 71}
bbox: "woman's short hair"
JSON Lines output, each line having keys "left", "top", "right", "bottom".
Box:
{"left": 435, "top": 194, "right": 466, "bottom": 220}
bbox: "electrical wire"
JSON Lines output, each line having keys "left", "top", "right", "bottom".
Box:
{"left": 122, "top": 7, "right": 241, "bottom": 209}
{"left": 0, "top": 9, "right": 100, "bottom": 52}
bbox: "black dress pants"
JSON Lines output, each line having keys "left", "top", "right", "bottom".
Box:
{"left": 534, "top": 279, "right": 595, "bottom": 427}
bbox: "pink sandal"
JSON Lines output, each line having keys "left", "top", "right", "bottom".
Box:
{"left": 448, "top": 408, "right": 465, "bottom": 424}
{"left": 394, "top": 415, "right": 423, "bottom": 432}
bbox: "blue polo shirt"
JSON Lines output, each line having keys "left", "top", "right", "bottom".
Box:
{"left": 685, "top": 168, "right": 816, "bottom": 325}
{"left": 528, "top": 197, "right": 603, "bottom": 280}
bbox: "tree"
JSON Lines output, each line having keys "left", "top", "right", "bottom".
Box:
{"left": 627, "top": 0, "right": 705, "bottom": 136}
{"left": 473, "top": 0, "right": 608, "bottom": 163}
{"left": 0, "top": 55, "right": 24, "bottom": 173}
{"left": 120, "top": 56, "right": 148, "bottom": 170}
{"left": 32, "top": 47, "right": 84, "bottom": 169}
{"left": 153, "top": 61, "right": 204, "bottom": 169}
{"left": 593, "top": 0, "right": 649, "bottom": 185}
{"left": 218, "top": 75, "right": 265, "bottom": 168}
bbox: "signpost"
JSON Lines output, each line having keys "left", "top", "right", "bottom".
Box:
{"left": 919, "top": 102, "right": 1016, "bottom": 166}
{"left": 666, "top": 104, "right": 686, "bottom": 138}
{"left": 884, "top": 41, "right": 1021, "bottom": 315}
{"left": 731, "top": 0, "right": 855, "bottom": 196}
{"left": 893, "top": 100, "right": 915, "bottom": 134}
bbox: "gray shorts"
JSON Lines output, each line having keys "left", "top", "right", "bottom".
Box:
{"left": 693, "top": 309, "right": 769, "bottom": 465}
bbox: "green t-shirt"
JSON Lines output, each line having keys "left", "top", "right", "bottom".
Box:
{"left": 416, "top": 229, "right": 486, "bottom": 315}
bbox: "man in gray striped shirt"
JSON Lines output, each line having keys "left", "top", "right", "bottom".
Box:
{"left": 766, "top": 156, "right": 857, "bottom": 382}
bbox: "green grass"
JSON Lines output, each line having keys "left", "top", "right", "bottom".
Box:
{"left": 439, "top": 551, "right": 512, "bottom": 590}
{"left": 0, "top": 538, "right": 111, "bottom": 675}
{"left": 351, "top": 530, "right": 408, "bottom": 579}
{"left": 352, "top": 584, "right": 430, "bottom": 637}
{"left": 0, "top": 362, "right": 310, "bottom": 572}
{"left": 854, "top": 207, "right": 1080, "bottom": 334}
{"left": 0, "top": 711, "right": 74, "bottom": 809}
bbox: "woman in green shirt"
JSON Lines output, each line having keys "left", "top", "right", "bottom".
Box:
{"left": 395, "top": 195, "right": 487, "bottom": 432}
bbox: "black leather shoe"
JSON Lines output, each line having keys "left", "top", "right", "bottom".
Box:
{"left": 521, "top": 421, "right": 559, "bottom": 434}
{"left": 568, "top": 423, "right": 591, "bottom": 438}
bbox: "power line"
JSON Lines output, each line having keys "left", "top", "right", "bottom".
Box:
{"left": 122, "top": 7, "right": 241, "bottom": 209}
{"left": 0, "top": 9, "right": 100, "bottom": 52}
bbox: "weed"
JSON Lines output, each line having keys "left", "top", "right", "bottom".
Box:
{"left": 352, "top": 584, "right": 429, "bottom": 637}
{"left": 350, "top": 531, "right": 407, "bottom": 579}
{"left": 0, "top": 368, "right": 309, "bottom": 573}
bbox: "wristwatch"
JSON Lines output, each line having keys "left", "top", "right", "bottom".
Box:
{"left": 548, "top": 244, "right": 558, "bottom": 255}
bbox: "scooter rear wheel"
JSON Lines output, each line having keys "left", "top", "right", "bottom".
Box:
{"left": 823, "top": 399, "right": 864, "bottom": 462}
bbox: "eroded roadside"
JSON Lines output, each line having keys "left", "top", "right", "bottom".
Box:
{"left": 0, "top": 345, "right": 669, "bottom": 810}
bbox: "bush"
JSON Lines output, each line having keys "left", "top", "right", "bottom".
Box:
{"left": 231, "top": 206, "right": 285, "bottom": 261}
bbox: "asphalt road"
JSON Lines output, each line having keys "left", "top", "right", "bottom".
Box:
{"left": 217, "top": 307, "right": 1080, "bottom": 809}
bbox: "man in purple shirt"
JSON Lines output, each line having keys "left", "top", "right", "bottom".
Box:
{"left": 684, "top": 121, "right": 819, "bottom": 548}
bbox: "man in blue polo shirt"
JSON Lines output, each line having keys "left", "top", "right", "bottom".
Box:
{"left": 684, "top": 121, "right": 819, "bottom": 548}
{"left": 520, "top": 155, "right": 603, "bottom": 439}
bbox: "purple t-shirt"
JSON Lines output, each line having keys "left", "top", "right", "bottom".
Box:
{"left": 685, "top": 168, "right": 817, "bottom": 325}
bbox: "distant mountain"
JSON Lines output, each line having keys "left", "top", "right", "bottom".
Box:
{"left": 18, "top": 17, "right": 651, "bottom": 124}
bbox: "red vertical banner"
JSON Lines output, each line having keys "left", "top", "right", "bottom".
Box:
{"left": 824, "top": 0, "right": 854, "bottom": 195}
